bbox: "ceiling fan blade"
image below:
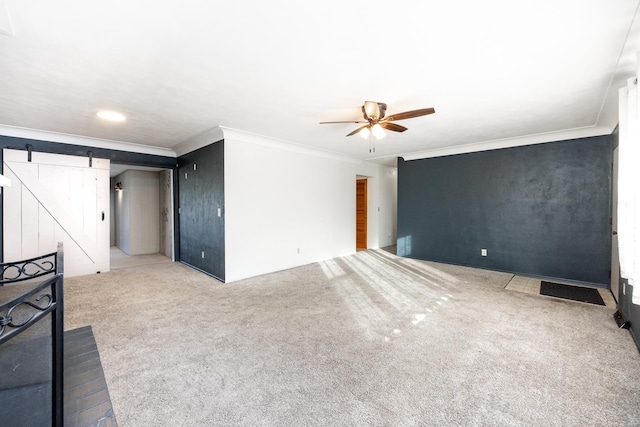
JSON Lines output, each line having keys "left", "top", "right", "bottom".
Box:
{"left": 319, "top": 120, "right": 368, "bottom": 124}
{"left": 346, "top": 125, "right": 370, "bottom": 137}
{"left": 380, "top": 122, "right": 408, "bottom": 133}
{"left": 385, "top": 107, "right": 435, "bottom": 121}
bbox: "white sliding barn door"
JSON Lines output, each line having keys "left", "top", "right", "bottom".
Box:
{"left": 3, "top": 149, "right": 110, "bottom": 277}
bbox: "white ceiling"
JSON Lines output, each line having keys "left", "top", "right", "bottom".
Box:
{"left": 1, "top": 0, "right": 639, "bottom": 166}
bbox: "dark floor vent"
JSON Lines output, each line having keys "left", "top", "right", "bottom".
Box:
{"left": 540, "top": 281, "right": 605, "bottom": 306}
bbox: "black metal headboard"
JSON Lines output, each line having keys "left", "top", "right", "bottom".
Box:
{"left": 0, "top": 243, "right": 64, "bottom": 426}
{"left": 1, "top": 249, "right": 59, "bottom": 285}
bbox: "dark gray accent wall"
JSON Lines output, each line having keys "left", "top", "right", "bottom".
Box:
{"left": 177, "top": 140, "right": 225, "bottom": 281}
{"left": 397, "top": 136, "right": 612, "bottom": 286}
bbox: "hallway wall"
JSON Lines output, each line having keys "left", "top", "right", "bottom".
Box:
{"left": 114, "top": 170, "right": 160, "bottom": 256}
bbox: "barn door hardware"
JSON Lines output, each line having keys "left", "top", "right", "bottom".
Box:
{"left": 26, "top": 144, "right": 33, "bottom": 162}
{"left": 88, "top": 151, "right": 93, "bottom": 167}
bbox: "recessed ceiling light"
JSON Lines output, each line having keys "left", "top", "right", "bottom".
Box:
{"left": 96, "top": 110, "right": 126, "bottom": 122}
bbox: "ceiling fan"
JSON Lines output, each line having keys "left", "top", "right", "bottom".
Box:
{"left": 319, "top": 101, "right": 436, "bottom": 140}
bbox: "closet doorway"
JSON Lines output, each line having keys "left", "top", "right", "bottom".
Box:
{"left": 110, "top": 165, "right": 174, "bottom": 269}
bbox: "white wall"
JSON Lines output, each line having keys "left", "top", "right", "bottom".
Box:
{"left": 114, "top": 171, "right": 131, "bottom": 253}
{"left": 378, "top": 166, "right": 398, "bottom": 247}
{"left": 159, "top": 170, "right": 173, "bottom": 258}
{"left": 223, "top": 129, "right": 397, "bottom": 282}
{"left": 110, "top": 177, "right": 116, "bottom": 246}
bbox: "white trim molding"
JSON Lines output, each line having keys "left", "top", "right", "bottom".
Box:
{"left": 397, "top": 126, "right": 612, "bottom": 162}
{"left": 172, "top": 126, "right": 225, "bottom": 157}
{"left": 221, "top": 127, "right": 362, "bottom": 164}
{"left": 0, "top": 124, "right": 177, "bottom": 157}
{"left": 174, "top": 125, "right": 362, "bottom": 164}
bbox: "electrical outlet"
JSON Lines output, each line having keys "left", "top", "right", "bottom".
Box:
{"left": 481, "top": 248, "right": 487, "bottom": 257}
{"left": 297, "top": 248, "right": 300, "bottom": 254}
{"left": 201, "top": 251, "right": 205, "bottom": 259}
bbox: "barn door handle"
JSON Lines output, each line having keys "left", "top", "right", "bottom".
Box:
{"left": 101, "top": 211, "right": 105, "bottom": 221}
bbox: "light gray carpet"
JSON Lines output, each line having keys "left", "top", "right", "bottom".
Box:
{"left": 110, "top": 246, "right": 171, "bottom": 270}
{"left": 64, "top": 250, "right": 640, "bottom": 426}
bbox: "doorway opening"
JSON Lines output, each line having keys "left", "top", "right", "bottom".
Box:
{"left": 110, "top": 165, "right": 174, "bottom": 269}
{"left": 356, "top": 178, "right": 367, "bottom": 250}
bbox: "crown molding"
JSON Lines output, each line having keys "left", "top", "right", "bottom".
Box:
{"left": 174, "top": 125, "right": 362, "bottom": 164}
{"left": 0, "top": 124, "right": 176, "bottom": 157}
{"left": 398, "top": 125, "right": 612, "bottom": 162}
{"left": 172, "top": 126, "right": 224, "bottom": 157}
{"left": 220, "top": 127, "right": 362, "bottom": 164}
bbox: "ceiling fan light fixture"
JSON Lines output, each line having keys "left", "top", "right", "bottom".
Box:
{"left": 371, "top": 123, "right": 386, "bottom": 139}
{"left": 359, "top": 126, "right": 371, "bottom": 139}
{"left": 364, "top": 101, "right": 380, "bottom": 119}
{"left": 319, "top": 101, "right": 435, "bottom": 145}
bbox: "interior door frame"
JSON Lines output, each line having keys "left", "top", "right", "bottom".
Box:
{"left": 109, "top": 166, "right": 175, "bottom": 261}
{"left": 356, "top": 177, "right": 368, "bottom": 250}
